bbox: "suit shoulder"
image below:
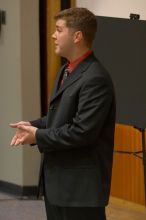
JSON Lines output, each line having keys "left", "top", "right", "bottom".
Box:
{"left": 85, "top": 58, "right": 113, "bottom": 83}
{"left": 80, "top": 58, "right": 115, "bottom": 96}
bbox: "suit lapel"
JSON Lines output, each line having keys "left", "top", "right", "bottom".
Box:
{"left": 49, "top": 64, "right": 66, "bottom": 102}
{"left": 50, "top": 53, "right": 96, "bottom": 104}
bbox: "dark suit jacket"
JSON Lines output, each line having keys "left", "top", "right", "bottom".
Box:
{"left": 31, "top": 53, "right": 116, "bottom": 207}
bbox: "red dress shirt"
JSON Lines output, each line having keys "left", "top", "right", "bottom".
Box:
{"left": 67, "top": 50, "right": 93, "bottom": 73}
{"left": 61, "top": 50, "right": 92, "bottom": 86}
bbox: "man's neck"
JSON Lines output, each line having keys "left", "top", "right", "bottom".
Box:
{"left": 67, "top": 47, "right": 91, "bottom": 62}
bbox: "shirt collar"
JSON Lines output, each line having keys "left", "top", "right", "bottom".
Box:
{"left": 67, "top": 50, "right": 93, "bottom": 73}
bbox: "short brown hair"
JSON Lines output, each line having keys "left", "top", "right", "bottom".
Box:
{"left": 54, "top": 7, "right": 97, "bottom": 47}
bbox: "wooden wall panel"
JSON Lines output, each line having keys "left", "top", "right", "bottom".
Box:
{"left": 111, "top": 124, "right": 145, "bottom": 205}
{"left": 71, "top": 0, "right": 76, "bottom": 7}
{"left": 46, "top": 0, "right": 61, "bottom": 97}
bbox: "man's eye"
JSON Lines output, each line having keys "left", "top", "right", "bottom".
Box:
{"left": 56, "top": 28, "right": 62, "bottom": 32}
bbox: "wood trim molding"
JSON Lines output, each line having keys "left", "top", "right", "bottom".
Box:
{"left": 110, "top": 196, "right": 145, "bottom": 213}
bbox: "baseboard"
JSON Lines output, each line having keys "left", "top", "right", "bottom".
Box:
{"left": 0, "top": 180, "right": 38, "bottom": 197}
{"left": 109, "top": 196, "right": 146, "bottom": 212}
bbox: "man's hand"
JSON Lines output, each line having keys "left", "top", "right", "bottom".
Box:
{"left": 10, "top": 122, "right": 37, "bottom": 146}
{"left": 10, "top": 121, "right": 31, "bottom": 128}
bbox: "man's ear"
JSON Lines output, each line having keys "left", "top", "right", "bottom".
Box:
{"left": 73, "top": 31, "right": 83, "bottom": 43}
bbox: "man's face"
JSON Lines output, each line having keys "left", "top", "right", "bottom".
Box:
{"left": 52, "top": 19, "right": 75, "bottom": 58}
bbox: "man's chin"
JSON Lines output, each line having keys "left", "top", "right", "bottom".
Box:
{"left": 55, "top": 50, "right": 65, "bottom": 57}
{"left": 55, "top": 50, "right": 61, "bottom": 56}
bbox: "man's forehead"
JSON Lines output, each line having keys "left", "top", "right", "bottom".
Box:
{"left": 56, "top": 19, "right": 67, "bottom": 28}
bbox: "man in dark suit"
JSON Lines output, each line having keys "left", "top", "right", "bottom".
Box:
{"left": 10, "top": 7, "right": 116, "bottom": 220}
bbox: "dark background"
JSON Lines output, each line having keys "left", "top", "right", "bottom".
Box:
{"left": 93, "top": 16, "right": 146, "bottom": 128}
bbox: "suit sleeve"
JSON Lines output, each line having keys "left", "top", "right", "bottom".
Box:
{"left": 30, "top": 116, "right": 47, "bottom": 129}
{"left": 35, "top": 77, "right": 114, "bottom": 153}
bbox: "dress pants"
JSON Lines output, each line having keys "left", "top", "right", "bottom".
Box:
{"left": 44, "top": 196, "right": 107, "bottom": 220}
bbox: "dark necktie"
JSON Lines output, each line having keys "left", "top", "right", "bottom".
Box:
{"left": 61, "top": 68, "right": 70, "bottom": 86}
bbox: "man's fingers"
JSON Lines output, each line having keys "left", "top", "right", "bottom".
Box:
{"left": 15, "top": 138, "right": 23, "bottom": 146}
{"left": 10, "top": 124, "right": 36, "bottom": 146}
{"left": 9, "top": 123, "right": 19, "bottom": 128}
{"left": 9, "top": 121, "right": 31, "bottom": 128}
{"left": 10, "top": 135, "right": 18, "bottom": 146}
{"left": 10, "top": 122, "right": 32, "bottom": 146}
{"left": 11, "top": 136, "right": 23, "bottom": 146}
{"left": 17, "top": 125, "right": 30, "bottom": 132}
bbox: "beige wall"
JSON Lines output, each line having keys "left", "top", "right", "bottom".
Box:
{"left": 0, "top": 0, "right": 41, "bottom": 186}
{"left": 76, "top": 0, "right": 146, "bottom": 19}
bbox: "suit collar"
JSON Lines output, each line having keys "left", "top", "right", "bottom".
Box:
{"left": 50, "top": 53, "right": 96, "bottom": 103}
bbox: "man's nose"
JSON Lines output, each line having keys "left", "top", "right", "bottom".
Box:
{"left": 52, "top": 32, "right": 56, "bottom": 39}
